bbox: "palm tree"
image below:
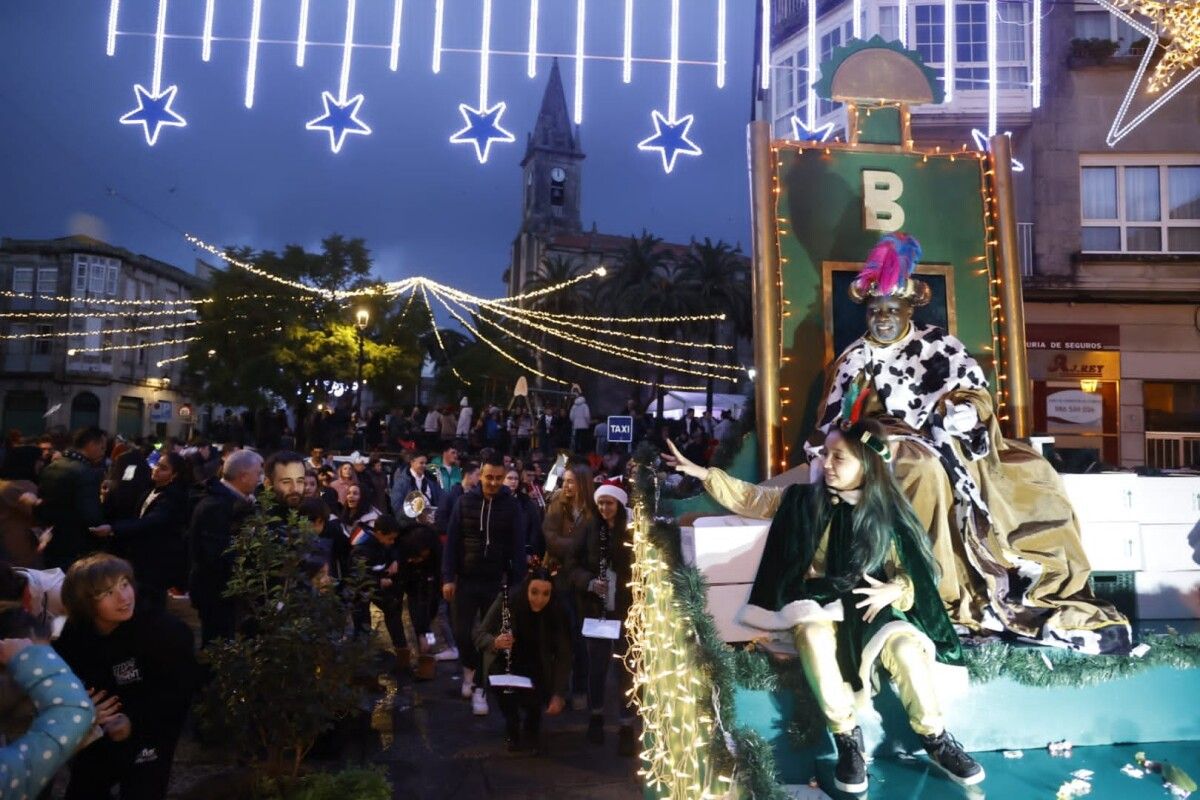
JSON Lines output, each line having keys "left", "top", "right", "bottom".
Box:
{"left": 618, "top": 262, "right": 705, "bottom": 419}
{"left": 681, "top": 238, "right": 751, "bottom": 415}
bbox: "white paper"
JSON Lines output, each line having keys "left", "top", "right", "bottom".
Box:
{"left": 122, "top": 465, "right": 137, "bottom": 481}
{"left": 488, "top": 673, "right": 533, "bottom": 690}
{"left": 582, "top": 617, "right": 622, "bottom": 640}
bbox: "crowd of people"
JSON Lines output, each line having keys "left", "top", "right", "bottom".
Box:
{"left": 0, "top": 393, "right": 737, "bottom": 795}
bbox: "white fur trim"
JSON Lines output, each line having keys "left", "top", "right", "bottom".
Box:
{"left": 736, "top": 599, "right": 844, "bottom": 631}
{"left": 593, "top": 483, "right": 629, "bottom": 507}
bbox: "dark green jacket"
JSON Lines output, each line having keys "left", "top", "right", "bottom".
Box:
{"left": 474, "top": 588, "right": 572, "bottom": 700}
{"left": 35, "top": 452, "right": 104, "bottom": 569}
{"left": 747, "top": 483, "right": 962, "bottom": 689}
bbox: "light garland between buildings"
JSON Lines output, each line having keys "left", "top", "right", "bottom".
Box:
{"left": 0, "top": 321, "right": 200, "bottom": 340}
{"left": 0, "top": 288, "right": 210, "bottom": 305}
{"left": 0, "top": 307, "right": 199, "bottom": 319}
{"left": 67, "top": 336, "right": 201, "bottom": 356}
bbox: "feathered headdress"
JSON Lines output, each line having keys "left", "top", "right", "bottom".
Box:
{"left": 849, "top": 232, "right": 930, "bottom": 306}
{"left": 839, "top": 379, "right": 891, "bottom": 462}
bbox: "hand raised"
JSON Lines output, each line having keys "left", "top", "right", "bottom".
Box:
{"left": 662, "top": 439, "right": 710, "bottom": 482}
{"left": 851, "top": 574, "right": 904, "bottom": 624}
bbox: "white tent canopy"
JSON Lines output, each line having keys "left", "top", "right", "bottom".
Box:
{"left": 646, "top": 392, "right": 748, "bottom": 420}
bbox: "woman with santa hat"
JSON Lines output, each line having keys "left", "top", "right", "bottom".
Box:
{"left": 572, "top": 479, "right": 637, "bottom": 757}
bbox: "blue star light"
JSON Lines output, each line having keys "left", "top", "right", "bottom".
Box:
{"left": 119, "top": 84, "right": 187, "bottom": 146}
{"left": 971, "top": 129, "right": 1025, "bottom": 173}
{"left": 449, "top": 101, "right": 516, "bottom": 164}
{"left": 791, "top": 116, "right": 835, "bottom": 143}
{"left": 637, "top": 110, "right": 702, "bottom": 174}
{"left": 306, "top": 91, "right": 372, "bottom": 154}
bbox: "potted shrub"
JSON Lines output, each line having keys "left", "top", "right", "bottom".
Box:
{"left": 1069, "top": 37, "right": 1120, "bottom": 66}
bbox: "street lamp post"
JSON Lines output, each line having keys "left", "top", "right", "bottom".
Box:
{"left": 355, "top": 309, "right": 369, "bottom": 430}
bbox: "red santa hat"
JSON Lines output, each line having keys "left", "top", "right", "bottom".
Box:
{"left": 593, "top": 479, "right": 629, "bottom": 508}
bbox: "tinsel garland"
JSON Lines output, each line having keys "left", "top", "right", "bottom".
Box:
{"left": 629, "top": 451, "right": 1200, "bottom": 797}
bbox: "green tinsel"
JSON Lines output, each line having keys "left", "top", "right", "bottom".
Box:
{"left": 963, "top": 633, "right": 1200, "bottom": 687}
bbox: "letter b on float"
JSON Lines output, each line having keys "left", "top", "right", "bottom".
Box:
{"left": 862, "top": 169, "right": 905, "bottom": 232}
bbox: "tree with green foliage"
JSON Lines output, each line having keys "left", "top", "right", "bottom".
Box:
{"left": 195, "top": 495, "right": 374, "bottom": 778}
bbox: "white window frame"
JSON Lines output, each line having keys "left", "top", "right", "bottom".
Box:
{"left": 33, "top": 324, "right": 54, "bottom": 356}
{"left": 11, "top": 267, "right": 34, "bottom": 293}
{"left": 36, "top": 267, "right": 56, "bottom": 294}
{"left": 1080, "top": 154, "right": 1200, "bottom": 254}
{"left": 74, "top": 258, "right": 88, "bottom": 292}
{"left": 1072, "top": 1, "right": 1142, "bottom": 54}
{"left": 105, "top": 263, "right": 119, "bottom": 295}
{"left": 88, "top": 263, "right": 105, "bottom": 294}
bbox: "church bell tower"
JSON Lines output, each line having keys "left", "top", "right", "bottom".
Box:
{"left": 520, "top": 59, "right": 585, "bottom": 235}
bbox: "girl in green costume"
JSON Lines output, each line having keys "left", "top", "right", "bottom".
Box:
{"left": 666, "top": 419, "right": 984, "bottom": 794}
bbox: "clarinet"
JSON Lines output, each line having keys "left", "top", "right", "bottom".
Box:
{"left": 597, "top": 522, "right": 610, "bottom": 620}
{"left": 499, "top": 573, "right": 514, "bottom": 691}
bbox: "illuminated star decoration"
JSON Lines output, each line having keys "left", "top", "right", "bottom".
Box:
{"left": 449, "top": 101, "right": 516, "bottom": 164}
{"left": 791, "top": 116, "right": 835, "bottom": 143}
{"left": 119, "top": 84, "right": 187, "bottom": 146}
{"left": 971, "top": 129, "right": 1025, "bottom": 173}
{"left": 306, "top": 91, "right": 372, "bottom": 154}
{"left": 1093, "top": 0, "right": 1200, "bottom": 145}
{"left": 637, "top": 110, "right": 702, "bottom": 174}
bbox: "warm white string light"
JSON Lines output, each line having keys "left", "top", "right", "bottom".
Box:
{"left": 296, "top": 0, "right": 310, "bottom": 67}
{"left": 418, "top": 284, "right": 471, "bottom": 386}
{"left": 0, "top": 289, "right": 209, "bottom": 306}
{"left": 432, "top": 286, "right": 706, "bottom": 391}
{"left": 389, "top": 0, "right": 403, "bottom": 71}
{"left": 155, "top": 353, "right": 190, "bottom": 367}
{"left": 201, "top": 0, "right": 214, "bottom": 61}
{"left": 245, "top": 0, "right": 263, "bottom": 108}
{"left": 624, "top": 0, "right": 635, "bottom": 84}
{"left": 0, "top": 321, "right": 200, "bottom": 341}
{"left": 1, "top": 307, "right": 199, "bottom": 319}
{"left": 107, "top": 0, "right": 120, "bottom": 56}
{"left": 432, "top": 0, "right": 444, "bottom": 73}
{"left": 528, "top": 0, "right": 539, "bottom": 78}
{"left": 574, "top": 0, "right": 587, "bottom": 124}
{"left": 67, "top": 336, "right": 200, "bottom": 356}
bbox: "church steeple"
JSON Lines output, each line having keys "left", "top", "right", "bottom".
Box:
{"left": 520, "top": 59, "right": 585, "bottom": 234}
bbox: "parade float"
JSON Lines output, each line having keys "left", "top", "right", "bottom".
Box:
{"left": 625, "top": 39, "right": 1200, "bottom": 800}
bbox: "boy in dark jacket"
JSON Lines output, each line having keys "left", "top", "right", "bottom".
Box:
{"left": 351, "top": 515, "right": 410, "bottom": 671}
{"left": 54, "top": 554, "right": 198, "bottom": 799}
{"left": 36, "top": 426, "right": 107, "bottom": 569}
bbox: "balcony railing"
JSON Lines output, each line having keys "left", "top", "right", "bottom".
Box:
{"left": 1018, "top": 222, "right": 1035, "bottom": 277}
{"left": 1145, "top": 431, "right": 1200, "bottom": 470}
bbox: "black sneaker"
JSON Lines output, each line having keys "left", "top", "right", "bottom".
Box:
{"left": 920, "top": 730, "right": 985, "bottom": 786}
{"left": 586, "top": 713, "right": 604, "bottom": 745}
{"left": 832, "top": 726, "right": 868, "bottom": 793}
{"left": 616, "top": 724, "right": 636, "bottom": 758}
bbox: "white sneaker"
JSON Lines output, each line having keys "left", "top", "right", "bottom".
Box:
{"left": 471, "top": 687, "right": 489, "bottom": 716}
{"left": 436, "top": 647, "right": 460, "bottom": 662}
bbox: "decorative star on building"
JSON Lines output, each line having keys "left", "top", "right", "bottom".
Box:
{"left": 637, "top": 110, "right": 702, "bottom": 174}
{"left": 306, "top": 91, "right": 372, "bottom": 154}
{"left": 791, "top": 116, "right": 835, "bottom": 143}
{"left": 449, "top": 101, "right": 516, "bottom": 164}
{"left": 971, "top": 129, "right": 1025, "bottom": 173}
{"left": 1092, "top": 0, "right": 1200, "bottom": 145}
{"left": 119, "top": 84, "right": 187, "bottom": 146}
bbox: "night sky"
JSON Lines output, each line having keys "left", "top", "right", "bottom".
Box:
{"left": 0, "top": 1, "right": 758, "bottom": 300}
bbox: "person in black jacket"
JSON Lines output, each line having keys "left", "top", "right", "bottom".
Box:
{"left": 35, "top": 426, "right": 107, "bottom": 570}
{"left": 54, "top": 553, "right": 198, "bottom": 800}
{"left": 397, "top": 514, "right": 442, "bottom": 680}
{"left": 104, "top": 443, "right": 152, "bottom": 525}
{"left": 473, "top": 567, "right": 569, "bottom": 754}
{"left": 351, "top": 514, "right": 409, "bottom": 671}
{"left": 434, "top": 461, "right": 479, "bottom": 534}
{"left": 503, "top": 467, "right": 543, "bottom": 565}
{"left": 90, "top": 452, "right": 191, "bottom": 613}
{"left": 186, "top": 449, "right": 262, "bottom": 645}
{"left": 442, "top": 454, "right": 526, "bottom": 717}
{"left": 572, "top": 481, "right": 637, "bottom": 756}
